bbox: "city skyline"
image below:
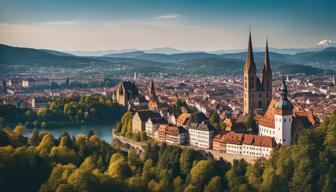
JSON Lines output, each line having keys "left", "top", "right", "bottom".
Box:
{"left": 0, "top": 0, "right": 335, "bottom": 51}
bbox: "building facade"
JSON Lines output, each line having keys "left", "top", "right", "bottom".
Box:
{"left": 145, "top": 117, "right": 167, "bottom": 138}
{"left": 188, "top": 121, "right": 215, "bottom": 149}
{"left": 132, "top": 111, "right": 161, "bottom": 133}
{"left": 154, "top": 124, "right": 187, "bottom": 145}
{"left": 115, "top": 81, "right": 140, "bottom": 107}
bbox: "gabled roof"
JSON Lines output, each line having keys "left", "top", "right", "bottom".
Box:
{"left": 258, "top": 99, "right": 277, "bottom": 128}
{"left": 215, "top": 133, "right": 276, "bottom": 148}
{"left": 148, "top": 116, "right": 167, "bottom": 124}
{"left": 189, "top": 121, "right": 215, "bottom": 132}
{"left": 121, "top": 81, "right": 139, "bottom": 98}
{"left": 136, "top": 110, "right": 161, "bottom": 121}
{"left": 189, "top": 112, "right": 208, "bottom": 124}
{"left": 294, "top": 110, "right": 316, "bottom": 126}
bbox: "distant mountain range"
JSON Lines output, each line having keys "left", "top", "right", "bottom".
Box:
{"left": 66, "top": 39, "right": 336, "bottom": 56}
{"left": 0, "top": 43, "right": 335, "bottom": 77}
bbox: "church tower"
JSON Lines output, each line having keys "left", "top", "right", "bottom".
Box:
{"left": 274, "top": 76, "right": 293, "bottom": 146}
{"left": 149, "top": 79, "right": 158, "bottom": 102}
{"left": 148, "top": 79, "right": 158, "bottom": 111}
{"left": 243, "top": 31, "right": 257, "bottom": 115}
{"left": 243, "top": 31, "right": 273, "bottom": 115}
{"left": 260, "top": 39, "right": 272, "bottom": 111}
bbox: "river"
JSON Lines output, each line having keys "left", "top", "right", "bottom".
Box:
{"left": 24, "top": 124, "right": 115, "bottom": 144}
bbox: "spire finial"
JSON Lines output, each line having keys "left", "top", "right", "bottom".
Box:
{"left": 244, "top": 26, "right": 256, "bottom": 72}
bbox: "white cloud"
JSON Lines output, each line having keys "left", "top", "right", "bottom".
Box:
{"left": 154, "top": 14, "right": 181, "bottom": 20}
{"left": 38, "top": 20, "right": 81, "bottom": 26}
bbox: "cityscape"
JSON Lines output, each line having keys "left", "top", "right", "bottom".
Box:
{"left": 0, "top": 0, "right": 336, "bottom": 192}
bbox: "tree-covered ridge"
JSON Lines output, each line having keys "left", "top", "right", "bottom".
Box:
{"left": 0, "top": 112, "right": 335, "bottom": 192}
{"left": 0, "top": 96, "right": 125, "bottom": 128}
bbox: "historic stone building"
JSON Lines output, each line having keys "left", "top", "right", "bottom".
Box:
{"left": 114, "top": 81, "right": 140, "bottom": 107}
{"left": 243, "top": 32, "right": 272, "bottom": 115}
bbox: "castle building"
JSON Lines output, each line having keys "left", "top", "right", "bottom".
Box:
{"left": 244, "top": 32, "right": 272, "bottom": 115}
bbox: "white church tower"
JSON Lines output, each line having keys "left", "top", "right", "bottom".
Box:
{"left": 274, "top": 76, "right": 293, "bottom": 146}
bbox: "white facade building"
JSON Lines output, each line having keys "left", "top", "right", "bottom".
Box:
{"left": 145, "top": 117, "right": 166, "bottom": 138}
{"left": 259, "top": 77, "right": 293, "bottom": 146}
{"left": 188, "top": 122, "right": 214, "bottom": 149}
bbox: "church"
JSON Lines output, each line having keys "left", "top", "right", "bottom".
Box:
{"left": 243, "top": 32, "right": 316, "bottom": 146}
{"left": 243, "top": 31, "right": 272, "bottom": 115}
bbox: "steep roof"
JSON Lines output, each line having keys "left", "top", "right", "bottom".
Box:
{"left": 136, "top": 110, "right": 161, "bottom": 121}
{"left": 148, "top": 116, "right": 167, "bottom": 124}
{"left": 189, "top": 121, "right": 215, "bottom": 132}
{"left": 294, "top": 111, "right": 316, "bottom": 127}
{"left": 121, "top": 81, "right": 139, "bottom": 98}
{"left": 258, "top": 99, "right": 277, "bottom": 128}
{"left": 189, "top": 112, "right": 208, "bottom": 124}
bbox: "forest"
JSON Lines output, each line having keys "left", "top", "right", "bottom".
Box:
{"left": 0, "top": 96, "right": 125, "bottom": 128}
{"left": 0, "top": 112, "right": 335, "bottom": 192}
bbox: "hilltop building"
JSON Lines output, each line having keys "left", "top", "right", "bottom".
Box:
{"left": 114, "top": 81, "right": 140, "bottom": 107}
{"left": 244, "top": 32, "right": 272, "bottom": 115}
{"left": 258, "top": 76, "right": 316, "bottom": 145}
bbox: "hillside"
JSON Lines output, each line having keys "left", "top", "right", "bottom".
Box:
{"left": 0, "top": 44, "right": 105, "bottom": 67}
{"left": 292, "top": 47, "right": 336, "bottom": 65}
{"left": 0, "top": 44, "right": 335, "bottom": 76}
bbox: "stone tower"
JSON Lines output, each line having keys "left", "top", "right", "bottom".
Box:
{"left": 243, "top": 32, "right": 272, "bottom": 115}
{"left": 243, "top": 31, "right": 257, "bottom": 115}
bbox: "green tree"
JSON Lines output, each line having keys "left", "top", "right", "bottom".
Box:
{"left": 29, "top": 128, "right": 40, "bottom": 146}
{"left": 225, "top": 159, "right": 249, "bottom": 192}
{"left": 107, "top": 153, "right": 131, "bottom": 179}
{"left": 37, "top": 132, "right": 55, "bottom": 154}
{"left": 244, "top": 115, "right": 257, "bottom": 133}
{"left": 190, "top": 160, "right": 217, "bottom": 191}
{"left": 13, "top": 124, "right": 25, "bottom": 135}
{"left": 204, "top": 176, "right": 223, "bottom": 192}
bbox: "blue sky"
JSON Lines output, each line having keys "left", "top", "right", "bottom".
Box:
{"left": 0, "top": 0, "right": 335, "bottom": 51}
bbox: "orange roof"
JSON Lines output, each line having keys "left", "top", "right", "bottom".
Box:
{"left": 293, "top": 110, "right": 316, "bottom": 126}
{"left": 176, "top": 113, "right": 191, "bottom": 126}
{"left": 214, "top": 133, "right": 276, "bottom": 148}
{"left": 258, "top": 99, "right": 277, "bottom": 128}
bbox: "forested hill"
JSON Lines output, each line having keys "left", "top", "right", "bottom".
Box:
{"left": 1, "top": 44, "right": 335, "bottom": 76}
{"left": 0, "top": 111, "right": 335, "bottom": 192}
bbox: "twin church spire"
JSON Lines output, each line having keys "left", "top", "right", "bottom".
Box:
{"left": 245, "top": 31, "right": 271, "bottom": 76}
{"left": 243, "top": 30, "right": 272, "bottom": 115}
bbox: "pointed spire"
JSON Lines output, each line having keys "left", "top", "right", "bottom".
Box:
{"left": 245, "top": 29, "right": 256, "bottom": 72}
{"left": 280, "top": 74, "right": 288, "bottom": 100}
{"left": 149, "top": 79, "right": 156, "bottom": 100}
{"left": 264, "top": 37, "right": 270, "bottom": 70}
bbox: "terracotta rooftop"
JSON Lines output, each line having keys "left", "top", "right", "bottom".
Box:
{"left": 258, "top": 99, "right": 277, "bottom": 128}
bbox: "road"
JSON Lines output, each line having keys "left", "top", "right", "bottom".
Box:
{"left": 112, "top": 133, "right": 260, "bottom": 164}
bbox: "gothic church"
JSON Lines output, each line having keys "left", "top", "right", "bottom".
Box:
{"left": 243, "top": 32, "right": 272, "bottom": 115}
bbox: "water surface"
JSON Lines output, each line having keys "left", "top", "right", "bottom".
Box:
{"left": 24, "top": 124, "right": 114, "bottom": 143}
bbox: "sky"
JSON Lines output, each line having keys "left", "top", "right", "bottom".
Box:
{"left": 0, "top": 0, "right": 335, "bottom": 51}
